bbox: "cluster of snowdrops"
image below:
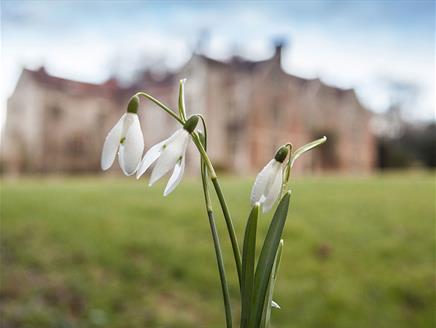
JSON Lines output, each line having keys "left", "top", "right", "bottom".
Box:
{"left": 101, "top": 79, "right": 326, "bottom": 328}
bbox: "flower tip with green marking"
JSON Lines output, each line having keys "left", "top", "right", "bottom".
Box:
{"left": 101, "top": 108, "right": 144, "bottom": 176}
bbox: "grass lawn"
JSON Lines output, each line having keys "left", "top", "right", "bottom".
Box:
{"left": 1, "top": 173, "right": 434, "bottom": 327}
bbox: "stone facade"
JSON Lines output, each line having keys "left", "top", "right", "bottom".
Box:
{"left": 1, "top": 45, "right": 375, "bottom": 175}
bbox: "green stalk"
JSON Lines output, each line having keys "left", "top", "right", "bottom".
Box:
{"left": 178, "top": 79, "right": 188, "bottom": 122}
{"left": 201, "top": 170, "right": 233, "bottom": 327}
{"left": 206, "top": 209, "right": 233, "bottom": 328}
{"left": 211, "top": 177, "right": 242, "bottom": 286}
{"left": 192, "top": 132, "right": 242, "bottom": 287}
{"left": 135, "top": 92, "right": 184, "bottom": 124}
{"left": 198, "top": 129, "right": 233, "bottom": 328}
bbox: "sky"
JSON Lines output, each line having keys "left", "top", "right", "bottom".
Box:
{"left": 1, "top": 0, "right": 435, "bottom": 126}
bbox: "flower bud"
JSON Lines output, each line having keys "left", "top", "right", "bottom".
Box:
{"left": 183, "top": 115, "right": 199, "bottom": 133}
{"left": 274, "top": 146, "right": 288, "bottom": 163}
{"left": 127, "top": 95, "right": 139, "bottom": 114}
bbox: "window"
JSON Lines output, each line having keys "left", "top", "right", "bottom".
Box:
{"left": 66, "top": 135, "right": 86, "bottom": 156}
{"left": 312, "top": 130, "right": 338, "bottom": 170}
{"left": 49, "top": 105, "right": 62, "bottom": 120}
{"left": 272, "top": 100, "right": 281, "bottom": 124}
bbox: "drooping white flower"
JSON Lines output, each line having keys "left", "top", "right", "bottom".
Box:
{"left": 101, "top": 97, "right": 144, "bottom": 175}
{"left": 250, "top": 146, "right": 288, "bottom": 213}
{"left": 136, "top": 116, "right": 198, "bottom": 196}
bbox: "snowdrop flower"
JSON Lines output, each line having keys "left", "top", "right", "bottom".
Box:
{"left": 101, "top": 96, "right": 144, "bottom": 175}
{"left": 250, "top": 146, "right": 288, "bottom": 213}
{"left": 136, "top": 115, "right": 199, "bottom": 196}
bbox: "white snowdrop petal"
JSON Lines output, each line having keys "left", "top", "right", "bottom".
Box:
{"left": 118, "top": 114, "right": 144, "bottom": 176}
{"left": 250, "top": 159, "right": 276, "bottom": 206}
{"left": 149, "top": 129, "right": 188, "bottom": 186}
{"left": 118, "top": 146, "right": 129, "bottom": 176}
{"left": 262, "top": 167, "right": 283, "bottom": 213}
{"left": 136, "top": 140, "right": 165, "bottom": 179}
{"left": 149, "top": 153, "right": 178, "bottom": 186}
{"left": 101, "top": 114, "right": 125, "bottom": 170}
{"left": 271, "top": 300, "right": 281, "bottom": 309}
{"left": 163, "top": 128, "right": 186, "bottom": 146}
{"left": 136, "top": 129, "right": 184, "bottom": 179}
{"left": 163, "top": 156, "right": 185, "bottom": 196}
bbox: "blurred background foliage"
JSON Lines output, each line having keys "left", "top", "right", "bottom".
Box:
{"left": 378, "top": 123, "right": 436, "bottom": 169}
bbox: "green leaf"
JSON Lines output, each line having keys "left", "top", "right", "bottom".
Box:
{"left": 290, "top": 136, "right": 327, "bottom": 167}
{"left": 178, "top": 79, "right": 187, "bottom": 121}
{"left": 260, "top": 239, "right": 284, "bottom": 328}
{"left": 249, "top": 192, "right": 291, "bottom": 328}
{"left": 241, "top": 204, "right": 260, "bottom": 328}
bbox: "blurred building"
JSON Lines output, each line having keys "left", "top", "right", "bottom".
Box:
{"left": 1, "top": 43, "right": 375, "bottom": 175}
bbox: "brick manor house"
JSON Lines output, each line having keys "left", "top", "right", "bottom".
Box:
{"left": 1, "top": 43, "right": 375, "bottom": 174}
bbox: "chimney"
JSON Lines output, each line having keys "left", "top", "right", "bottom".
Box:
{"left": 37, "top": 65, "right": 48, "bottom": 75}
{"left": 273, "top": 38, "right": 287, "bottom": 66}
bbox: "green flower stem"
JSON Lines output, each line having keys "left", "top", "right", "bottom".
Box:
{"left": 192, "top": 133, "right": 242, "bottom": 287}
{"left": 201, "top": 174, "right": 233, "bottom": 327}
{"left": 192, "top": 128, "right": 242, "bottom": 285}
{"left": 203, "top": 187, "right": 233, "bottom": 328}
{"left": 211, "top": 176, "right": 242, "bottom": 286}
{"left": 135, "top": 92, "right": 185, "bottom": 124}
{"left": 192, "top": 133, "right": 217, "bottom": 179}
{"left": 206, "top": 209, "right": 233, "bottom": 328}
{"left": 281, "top": 143, "right": 293, "bottom": 197}
{"left": 198, "top": 123, "right": 233, "bottom": 328}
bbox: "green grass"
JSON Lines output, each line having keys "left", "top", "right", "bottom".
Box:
{"left": 1, "top": 174, "right": 434, "bottom": 327}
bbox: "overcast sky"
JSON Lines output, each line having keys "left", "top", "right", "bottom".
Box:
{"left": 1, "top": 0, "right": 434, "bottom": 125}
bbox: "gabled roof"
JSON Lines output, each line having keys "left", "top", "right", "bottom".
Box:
{"left": 188, "top": 52, "right": 272, "bottom": 72}
{"left": 188, "top": 52, "right": 360, "bottom": 101}
{"left": 14, "top": 53, "right": 367, "bottom": 113}
{"left": 131, "top": 70, "right": 176, "bottom": 90}
{"left": 17, "top": 67, "right": 120, "bottom": 98}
